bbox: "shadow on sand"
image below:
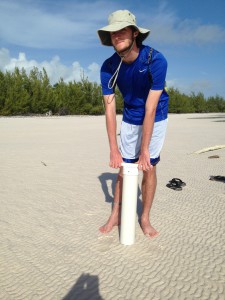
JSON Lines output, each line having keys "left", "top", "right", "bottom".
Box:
{"left": 187, "top": 114, "right": 225, "bottom": 122}
{"left": 98, "top": 172, "right": 143, "bottom": 219}
{"left": 62, "top": 273, "right": 103, "bottom": 300}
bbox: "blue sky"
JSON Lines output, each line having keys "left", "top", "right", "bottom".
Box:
{"left": 0, "top": 0, "right": 225, "bottom": 98}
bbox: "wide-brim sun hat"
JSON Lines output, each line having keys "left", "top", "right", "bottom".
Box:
{"left": 98, "top": 10, "right": 150, "bottom": 46}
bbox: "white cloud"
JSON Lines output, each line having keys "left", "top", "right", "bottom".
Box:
{"left": 144, "top": 6, "right": 225, "bottom": 45}
{"left": 0, "top": 48, "right": 11, "bottom": 69}
{"left": 1, "top": 0, "right": 225, "bottom": 50}
{"left": 0, "top": 0, "right": 110, "bottom": 49}
{"left": 0, "top": 48, "right": 100, "bottom": 84}
{"left": 167, "top": 77, "right": 212, "bottom": 96}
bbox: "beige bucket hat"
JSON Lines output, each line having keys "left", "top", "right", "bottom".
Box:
{"left": 98, "top": 10, "right": 150, "bottom": 46}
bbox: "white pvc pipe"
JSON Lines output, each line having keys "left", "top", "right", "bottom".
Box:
{"left": 120, "top": 163, "right": 139, "bottom": 245}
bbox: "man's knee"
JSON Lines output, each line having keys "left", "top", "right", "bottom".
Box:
{"left": 116, "top": 169, "right": 123, "bottom": 183}
{"left": 142, "top": 166, "right": 157, "bottom": 182}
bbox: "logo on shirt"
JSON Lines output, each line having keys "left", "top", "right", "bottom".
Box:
{"left": 139, "top": 69, "right": 146, "bottom": 73}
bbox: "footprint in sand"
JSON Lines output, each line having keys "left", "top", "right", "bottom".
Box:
{"left": 93, "top": 235, "right": 115, "bottom": 253}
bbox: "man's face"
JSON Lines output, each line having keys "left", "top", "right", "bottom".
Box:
{"left": 110, "top": 27, "right": 137, "bottom": 54}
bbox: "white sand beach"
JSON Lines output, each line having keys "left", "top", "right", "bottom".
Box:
{"left": 0, "top": 113, "right": 225, "bottom": 300}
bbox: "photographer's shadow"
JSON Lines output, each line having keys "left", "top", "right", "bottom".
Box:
{"left": 62, "top": 273, "right": 103, "bottom": 300}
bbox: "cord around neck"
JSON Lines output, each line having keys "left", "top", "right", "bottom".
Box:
{"left": 108, "top": 39, "right": 135, "bottom": 89}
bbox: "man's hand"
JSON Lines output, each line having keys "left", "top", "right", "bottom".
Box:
{"left": 137, "top": 150, "right": 153, "bottom": 172}
{"left": 109, "top": 149, "right": 123, "bottom": 169}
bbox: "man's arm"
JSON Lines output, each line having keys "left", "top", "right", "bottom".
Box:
{"left": 104, "top": 94, "right": 123, "bottom": 168}
{"left": 138, "top": 89, "right": 163, "bottom": 171}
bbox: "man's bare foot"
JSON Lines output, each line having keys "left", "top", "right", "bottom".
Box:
{"left": 140, "top": 218, "right": 159, "bottom": 238}
{"left": 99, "top": 202, "right": 121, "bottom": 234}
{"left": 99, "top": 215, "right": 120, "bottom": 233}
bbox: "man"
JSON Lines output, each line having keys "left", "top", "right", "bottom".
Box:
{"left": 97, "top": 10, "right": 169, "bottom": 238}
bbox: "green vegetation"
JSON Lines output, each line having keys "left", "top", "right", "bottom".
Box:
{"left": 0, "top": 67, "right": 224, "bottom": 116}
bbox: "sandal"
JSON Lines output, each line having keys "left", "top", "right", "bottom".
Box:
{"left": 166, "top": 181, "right": 182, "bottom": 191}
{"left": 170, "top": 178, "right": 186, "bottom": 187}
{"left": 209, "top": 176, "right": 225, "bottom": 183}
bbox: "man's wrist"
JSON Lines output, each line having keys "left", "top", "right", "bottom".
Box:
{"left": 110, "top": 146, "right": 119, "bottom": 152}
{"left": 140, "top": 146, "right": 149, "bottom": 153}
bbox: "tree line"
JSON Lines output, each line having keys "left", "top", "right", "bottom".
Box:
{"left": 0, "top": 67, "right": 224, "bottom": 116}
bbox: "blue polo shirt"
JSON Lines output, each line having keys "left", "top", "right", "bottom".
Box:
{"left": 100, "top": 45, "right": 169, "bottom": 125}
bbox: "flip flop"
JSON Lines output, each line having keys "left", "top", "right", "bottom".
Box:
{"left": 166, "top": 181, "right": 182, "bottom": 191}
{"left": 170, "top": 178, "right": 186, "bottom": 187}
{"left": 209, "top": 176, "right": 225, "bottom": 183}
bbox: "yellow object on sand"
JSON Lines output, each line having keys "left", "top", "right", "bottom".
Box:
{"left": 194, "top": 145, "right": 225, "bottom": 154}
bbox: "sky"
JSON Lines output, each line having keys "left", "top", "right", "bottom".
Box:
{"left": 0, "top": 0, "right": 225, "bottom": 98}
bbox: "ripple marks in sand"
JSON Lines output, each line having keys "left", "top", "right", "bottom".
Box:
{"left": 94, "top": 235, "right": 116, "bottom": 253}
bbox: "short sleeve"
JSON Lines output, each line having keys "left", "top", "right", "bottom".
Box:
{"left": 151, "top": 52, "right": 168, "bottom": 90}
{"left": 100, "top": 59, "right": 115, "bottom": 95}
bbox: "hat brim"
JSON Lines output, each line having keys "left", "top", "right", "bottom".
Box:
{"left": 98, "top": 22, "right": 150, "bottom": 46}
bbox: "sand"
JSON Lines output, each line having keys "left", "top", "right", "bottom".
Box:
{"left": 0, "top": 113, "right": 224, "bottom": 300}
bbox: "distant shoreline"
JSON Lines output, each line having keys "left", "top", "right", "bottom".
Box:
{"left": 1, "top": 112, "right": 225, "bottom": 118}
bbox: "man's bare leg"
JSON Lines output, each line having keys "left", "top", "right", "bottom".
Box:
{"left": 140, "top": 165, "right": 159, "bottom": 238}
{"left": 99, "top": 168, "right": 123, "bottom": 233}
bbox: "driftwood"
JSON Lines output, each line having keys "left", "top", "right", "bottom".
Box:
{"left": 194, "top": 145, "right": 225, "bottom": 154}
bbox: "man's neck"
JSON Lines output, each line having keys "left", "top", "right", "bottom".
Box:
{"left": 122, "top": 45, "right": 140, "bottom": 64}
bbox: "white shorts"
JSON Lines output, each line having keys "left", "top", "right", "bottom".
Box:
{"left": 120, "top": 119, "right": 168, "bottom": 165}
